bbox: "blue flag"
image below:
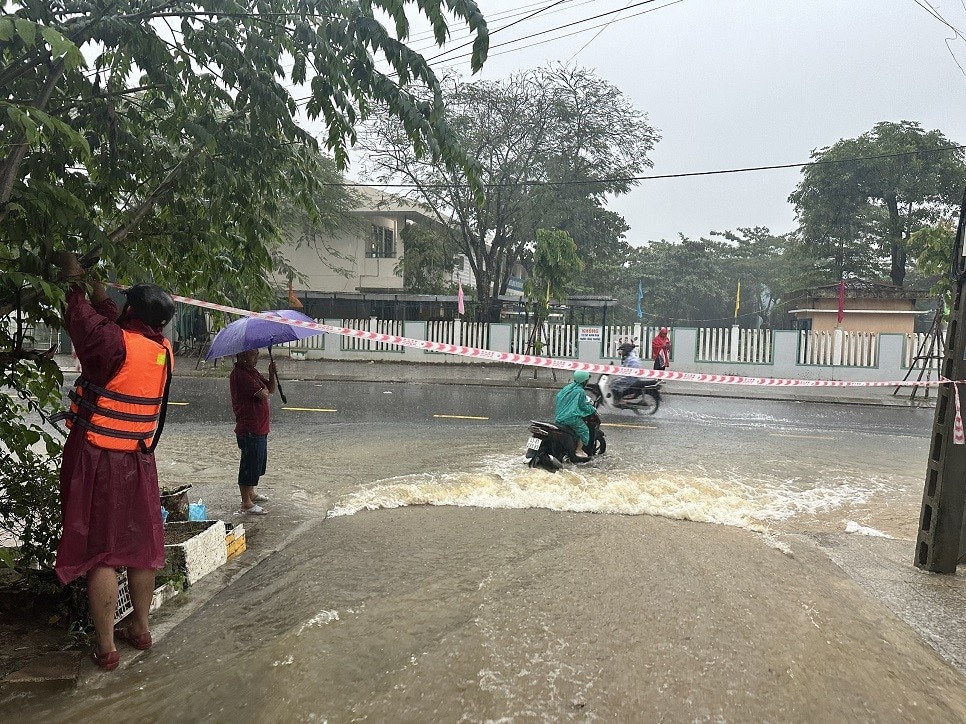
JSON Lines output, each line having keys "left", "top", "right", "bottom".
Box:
{"left": 636, "top": 280, "right": 644, "bottom": 320}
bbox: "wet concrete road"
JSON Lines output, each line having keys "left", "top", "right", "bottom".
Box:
{"left": 165, "top": 375, "right": 933, "bottom": 433}
{"left": 6, "top": 378, "right": 961, "bottom": 722}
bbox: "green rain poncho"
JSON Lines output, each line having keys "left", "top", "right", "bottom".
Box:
{"left": 554, "top": 372, "right": 596, "bottom": 445}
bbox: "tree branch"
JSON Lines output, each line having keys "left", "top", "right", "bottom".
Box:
{"left": 0, "top": 57, "right": 67, "bottom": 222}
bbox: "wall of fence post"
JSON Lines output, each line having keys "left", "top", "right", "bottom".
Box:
{"left": 187, "top": 319, "right": 915, "bottom": 381}
{"left": 832, "top": 328, "right": 843, "bottom": 366}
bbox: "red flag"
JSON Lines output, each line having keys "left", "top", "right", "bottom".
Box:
{"left": 457, "top": 284, "right": 465, "bottom": 315}
{"left": 837, "top": 280, "right": 845, "bottom": 324}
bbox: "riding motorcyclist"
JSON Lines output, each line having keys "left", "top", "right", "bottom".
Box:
{"left": 553, "top": 370, "right": 596, "bottom": 461}
{"left": 612, "top": 341, "right": 647, "bottom": 406}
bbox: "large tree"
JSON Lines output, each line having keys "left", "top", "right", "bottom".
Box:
{"left": 1, "top": 1, "right": 488, "bottom": 573}
{"left": 613, "top": 228, "right": 801, "bottom": 328}
{"left": 789, "top": 121, "right": 965, "bottom": 286}
{"left": 359, "top": 64, "right": 659, "bottom": 319}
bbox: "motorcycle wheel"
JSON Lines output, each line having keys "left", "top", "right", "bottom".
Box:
{"left": 590, "top": 436, "right": 607, "bottom": 455}
{"left": 632, "top": 391, "right": 660, "bottom": 416}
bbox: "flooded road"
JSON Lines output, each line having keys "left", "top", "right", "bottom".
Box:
{"left": 161, "top": 377, "right": 934, "bottom": 540}
{"left": 8, "top": 380, "right": 962, "bottom": 721}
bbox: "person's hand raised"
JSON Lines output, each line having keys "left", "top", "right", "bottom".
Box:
{"left": 52, "top": 251, "right": 85, "bottom": 280}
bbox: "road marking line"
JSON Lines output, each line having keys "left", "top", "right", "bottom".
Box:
{"left": 168, "top": 402, "right": 189, "bottom": 406}
{"left": 283, "top": 407, "right": 338, "bottom": 412}
{"left": 770, "top": 433, "right": 835, "bottom": 440}
{"left": 433, "top": 414, "right": 490, "bottom": 420}
{"left": 601, "top": 422, "right": 657, "bottom": 429}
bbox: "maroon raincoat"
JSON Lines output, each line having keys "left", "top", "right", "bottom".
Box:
{"left": 54, "top": 288, "right": 166, "bottom": 585}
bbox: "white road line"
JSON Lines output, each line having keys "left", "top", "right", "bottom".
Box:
{"left": 770, "top": 432, "right": 836, "bottom": 440}
{"left": 433, "top": 414, "right": 490, "bottom": 421}
{"left": 283, "top": 407, "right": 338, "bottom": 413}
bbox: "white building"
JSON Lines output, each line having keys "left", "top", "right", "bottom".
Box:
{"left": 272, "top": 188, "right": 525, "bottom": 319}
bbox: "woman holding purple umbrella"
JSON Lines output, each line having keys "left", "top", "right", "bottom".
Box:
{"left": 230, "top": 348, "right": 277, "bottom": 514}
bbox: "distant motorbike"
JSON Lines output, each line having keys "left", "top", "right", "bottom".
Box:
{"left": 586, "top": 375, "right": 662, "bottom": 416}
{"left": 524, "top": 412, "right": 606, "bottom": 472}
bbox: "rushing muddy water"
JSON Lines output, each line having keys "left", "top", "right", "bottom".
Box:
{"left": 7, "top": 392, "right": 957, "bottom": 722}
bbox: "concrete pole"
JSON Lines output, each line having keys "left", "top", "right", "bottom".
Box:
{"left": 729, "top": 324, "right": 740, "bottom": 362}
{"left": 916, "top": 190, "right": 966, "bottom": 573}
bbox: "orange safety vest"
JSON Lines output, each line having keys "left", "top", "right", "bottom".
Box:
{"left": 65, "top": 331, "right": 174, "bottom": 453}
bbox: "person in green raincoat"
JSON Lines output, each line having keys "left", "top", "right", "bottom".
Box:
{"left": 554, "top": 370, "right": 596, "bottom": 460}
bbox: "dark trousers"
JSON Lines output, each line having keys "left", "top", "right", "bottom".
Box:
{"left": 236, "top": 433, "right": 267, "bottom": 486}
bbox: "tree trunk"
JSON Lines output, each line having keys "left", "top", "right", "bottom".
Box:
{"left": 891, "top": 243, "right": 906, "bottom": 287}
{"left": 885, "top": 192, "right": 905, "bottom": 286}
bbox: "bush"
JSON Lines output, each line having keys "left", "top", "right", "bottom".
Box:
{"left": 0, "top": 348, "right": 66, "bottom": 584}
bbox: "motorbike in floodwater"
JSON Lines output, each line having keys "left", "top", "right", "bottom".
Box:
{"left": 524, "top": 412, "right": 606, "bottom": 472}
{"left": 585, "top": 375, "right": 662, "bottom": 416}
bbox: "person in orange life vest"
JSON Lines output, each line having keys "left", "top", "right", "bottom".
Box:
{"left": 53, "top": 253, "right": 175, "bottom": 672}
{"left": 230, "top": 348, "right": 277, "bottom": 515}
{"left": 651, "top": 327, "right": 672, "bottom": 371}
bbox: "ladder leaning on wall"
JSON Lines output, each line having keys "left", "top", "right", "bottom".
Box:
{"left": 894, "top": 302, "right": 945, "bottom": 399}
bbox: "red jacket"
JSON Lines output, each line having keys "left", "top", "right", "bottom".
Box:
{"left": 651, "top": 332, "right": 671, "bottom": 362}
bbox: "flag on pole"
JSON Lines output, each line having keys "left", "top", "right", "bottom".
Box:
{"left": 837, "top": 280, "right": 845, "bottom": 324}
{"left": 734, "top": 281, "right": 741, "bottom": 322}
{"left": 457, "top": 283, "right": 465, "bottom": 316}
{"left": 636, "top": 280, "right": 644, "bottom": 320}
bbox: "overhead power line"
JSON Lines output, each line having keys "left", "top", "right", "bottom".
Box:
{"left": 567, "top": 0, "right": 635, "bottom": 63}
{"left": 438, "top": 0, "right": 671, "bottom": 65}
{"left": 323, "top": 144, "right": 966, "bottom": 190}
{"left": 446, "top": 0, "right": 682, "bottom": 66}
{"left": 418, "top": 0, "right": 573, "bottom": 67}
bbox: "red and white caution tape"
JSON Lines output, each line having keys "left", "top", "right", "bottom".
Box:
{"left": 161, "top": 290, "right": 944, "bottom": 388}
{"left": 115, "top": 285, "right": 963, "bottom": 437}
{"left": 953, "top": 384, "right": 965, "bottom": 445}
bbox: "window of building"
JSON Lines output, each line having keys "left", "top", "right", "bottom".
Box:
{"left": 368, "top": 225, "right": 395, "bottom": 258}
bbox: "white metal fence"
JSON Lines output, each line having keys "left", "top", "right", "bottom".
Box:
{"left": 603, "top": 325, "right": 667, "bottom": 360}
{"left": 426, "top": 320, "right": 490, "bottom": 350}
{"left": 798, "top": 330, "right": 878, "bottom": 367}
{"left": 696, "top": 327, "right": 773, "bottom": 364}
{"left": 280, "top": 325, "right": 326, "bottom": 352}
{"left": 510, "top": 323, "right": 579, "bottom": 358}
{"left": 339, "top": 318, "right": 405, "bottom": 352}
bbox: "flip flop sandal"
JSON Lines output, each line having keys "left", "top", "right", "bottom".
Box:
{"left": 115, "top": 626, "right": 153, "bottom": 650}
{"left": 91, "top": 647, "right": 120, "bottom": 671}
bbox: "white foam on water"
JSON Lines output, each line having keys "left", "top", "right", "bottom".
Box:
{"left": 326, "top": 451, "right": 894, "bottom": 533}
{"left": 297, "top": 608, "right": 343, "bottom": 636}
{"left": 844, "top": 520, "right": 892, "bottom": 538}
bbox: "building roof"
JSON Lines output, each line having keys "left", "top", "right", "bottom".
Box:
{"left": 350, "top": 186, "right": 436, "bottom": 220}
{"left": 796, "top": 280, "right": 928, "bottom": 301}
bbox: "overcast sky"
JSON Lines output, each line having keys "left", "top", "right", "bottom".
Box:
{"left": 348, "top": 0, "right": 966, "bottom": 246}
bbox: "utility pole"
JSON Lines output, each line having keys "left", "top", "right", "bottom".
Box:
{"left": 916, "top": 187, "right": 966, "bottom": 573}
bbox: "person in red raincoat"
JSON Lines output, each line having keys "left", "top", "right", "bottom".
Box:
{"left": 651, "top": 327, "right": 672, "bottom": 371}
{"left": 54, "top": 253, "right": 175, "bottom": 671}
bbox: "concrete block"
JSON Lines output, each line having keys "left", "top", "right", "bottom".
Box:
{"left": 163, "top": 520, "right": 227, "bottom": 586}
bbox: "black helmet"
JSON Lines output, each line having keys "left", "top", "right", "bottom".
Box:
{"left": 618, "top": 342, "right": 636, "bottom": 358}
{"left": 123, "top": 284, "right": 175, "bottom": 329}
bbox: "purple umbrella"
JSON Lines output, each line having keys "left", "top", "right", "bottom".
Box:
{"left": 204, "top": 309, "right": 324, "bottom": 403}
